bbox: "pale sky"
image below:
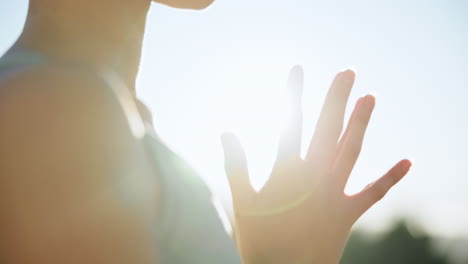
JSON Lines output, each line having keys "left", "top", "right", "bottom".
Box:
{"left": 1, "top": 0, "right": 467, "bottom": 238}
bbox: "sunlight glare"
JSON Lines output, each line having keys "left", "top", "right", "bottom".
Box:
{"left": 214, "top": 65, "right": 294, "bottom": 191}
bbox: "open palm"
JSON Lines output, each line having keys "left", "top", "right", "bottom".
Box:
{"left": 221, "top": 66, "right": 411, "bottom": 264}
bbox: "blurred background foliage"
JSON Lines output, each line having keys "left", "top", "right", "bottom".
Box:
{"left": 341, "top": 219, "right": 468, "bottom": 264}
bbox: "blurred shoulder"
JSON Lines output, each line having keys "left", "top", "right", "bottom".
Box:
{"left": 0, "top": 62, "right": 141, "bottom": 152}
{"left": 0, "top": 62, "right": 113, "bottom": 101}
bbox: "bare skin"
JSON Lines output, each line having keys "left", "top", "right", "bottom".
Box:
{"left": 0, "top": 0, "right": 180, "bottom": 263}
{"left": 0, "top": 0, "right": 410, "bottom": 263}
{"left": 222, "top": 66, "right": 411, "bottom": 263}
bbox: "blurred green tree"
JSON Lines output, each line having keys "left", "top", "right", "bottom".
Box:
{"left": 341, "top": 220, "right": 450, "bottom": 264}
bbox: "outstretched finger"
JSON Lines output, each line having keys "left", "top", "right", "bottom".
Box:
{"left": 331, "top": 95, "right": 375, "bottom": 191}
{"left": 351, "top": 159, "right": 412, "bottom": 219}
{"left": 306, "top": 70, "right": 355, "bottom": 169}
{"left": 334, "top": 96, "right": 365, "bottom": 156}
{"left": 221, "top": 133, "right": 254, "bottom": 205}
{"left": 276, "top": 65, "right": 304, "bottom": 164}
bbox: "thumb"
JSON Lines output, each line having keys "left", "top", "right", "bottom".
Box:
{"left": 221, "top": 133, "right": 254, "bottom": 203}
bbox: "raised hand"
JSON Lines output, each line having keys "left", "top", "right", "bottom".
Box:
{"left": 221, "top": 66, "right": 411, "bottom": 264}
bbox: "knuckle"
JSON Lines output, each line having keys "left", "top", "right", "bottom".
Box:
{"left": 334, "top": 121, "right": 344, "bottom": 135}
{"left": 325, "top": 114, "right": 343, "bottom": 135}
{"left": 387, "top": 176, "right": 398, "bottom": 187}
{"left": 372, "top": 184, "right": 387, "bottom": 201}
{"left": 347, "top": 141, "right": 362, "bottom": 158}
{"left": 323, "top": 123, "right": 342, "bottom": 140}
{"left": 326, "top": 170, "right": 335, "bottom": 179}
{"left": 358, "top": 111, "right": 370, "bottom": 125}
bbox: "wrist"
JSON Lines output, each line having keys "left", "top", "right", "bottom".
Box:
{"left": 239, "top": 242, "right": 342, "bottom": 264}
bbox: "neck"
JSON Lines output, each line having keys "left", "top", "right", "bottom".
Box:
{"left": 12, "top": 0, "right": 151, "bottom": 95}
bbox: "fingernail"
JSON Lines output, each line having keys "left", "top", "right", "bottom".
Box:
{"left": 363, "top": 95, "right": 376, "bottom": 109}
{"left": 291, "top": 64, "right": 304, "bottom": 74}
{"left": 406, "top": 159, "right": 414, "bottom": 169}
{"left": 355, "top": 97, "right": 364, "bottom": 106}
{"left": 341, "top": 69, "right": 355, "bottom": 83}
{"left": 346, "top": 65, "right": 358, "bottom": 74}
{"left": 220, "top": 133, "right": 232, "bottom": 145}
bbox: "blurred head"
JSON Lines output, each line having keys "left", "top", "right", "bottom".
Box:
{"left": 153, "top": 0, "right": 215, "bottom": 10}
